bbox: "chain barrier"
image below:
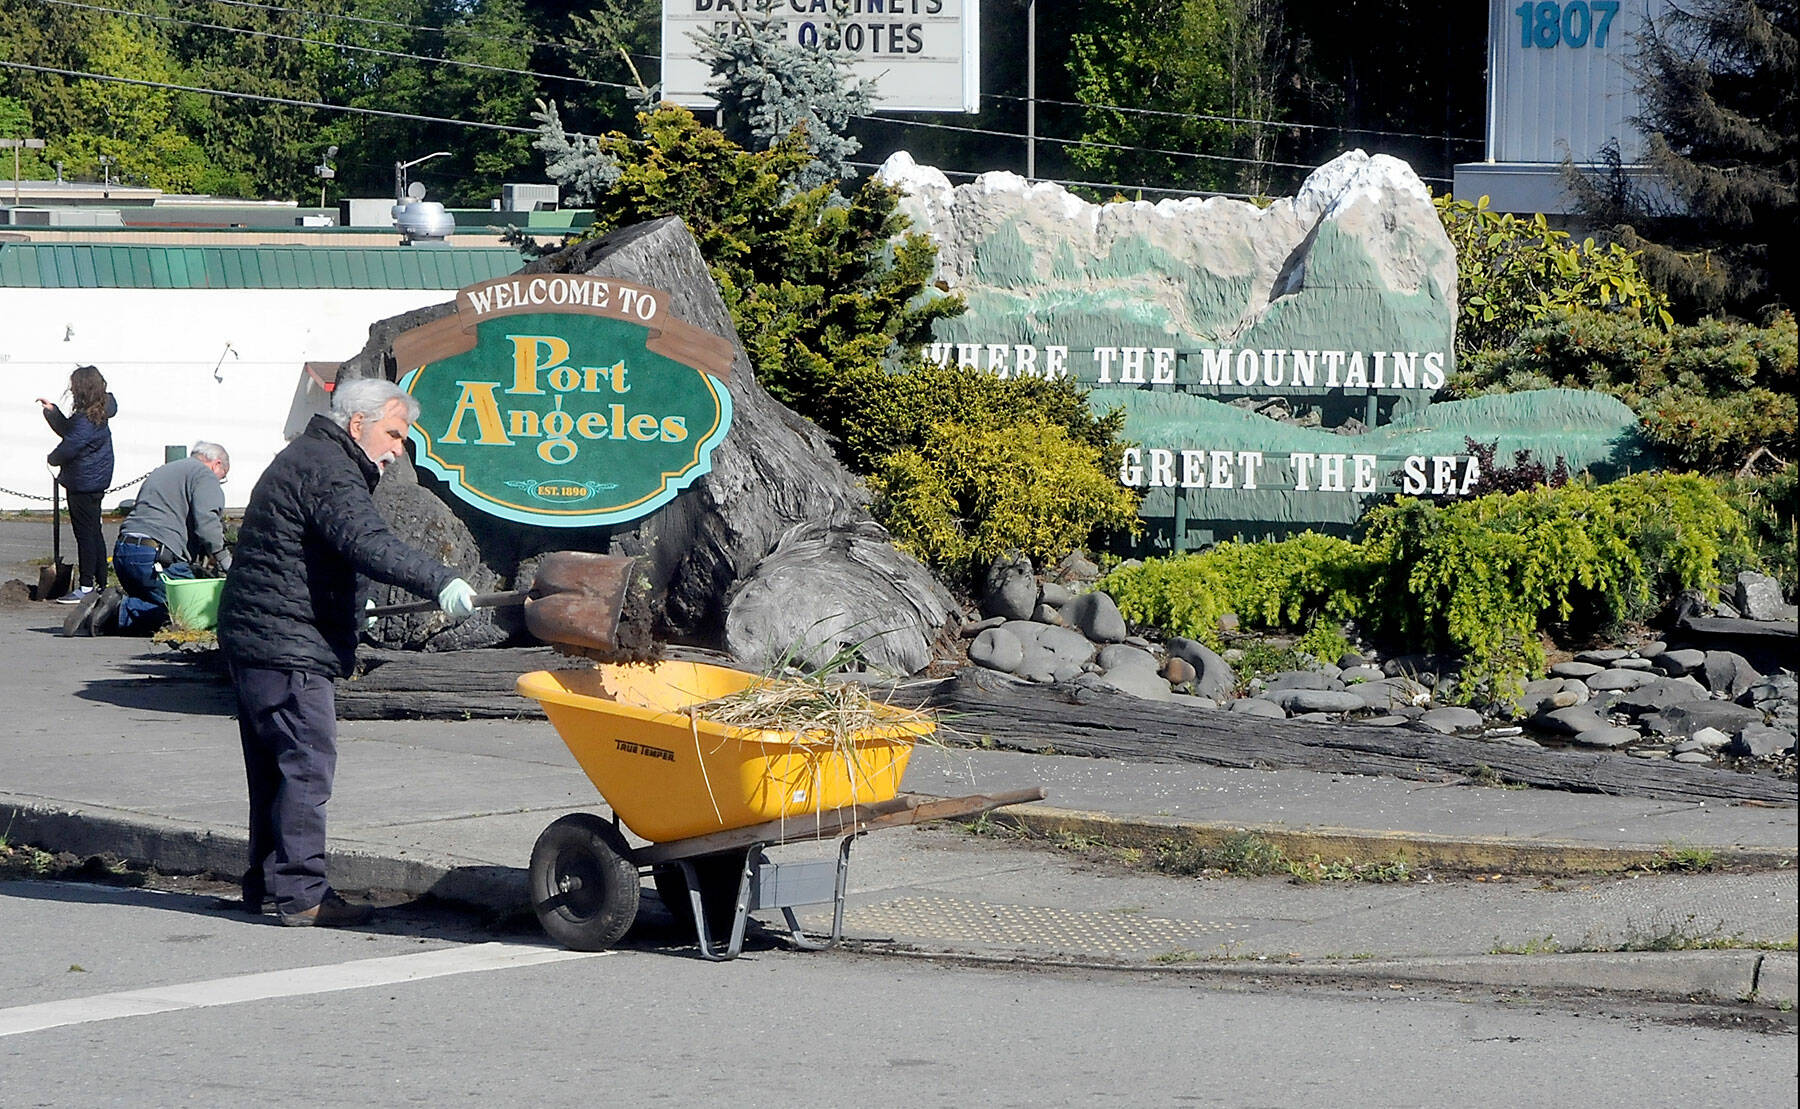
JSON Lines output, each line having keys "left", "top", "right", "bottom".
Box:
{"left": 0, "top": 469, "right": 155, "bottom": 502}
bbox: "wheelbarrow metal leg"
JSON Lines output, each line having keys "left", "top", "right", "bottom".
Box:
{"left": 679, "top": 848, "right": 758, "bottom": 961}
{"left": 777, "top": 832, "right": 859, "bottom": 951}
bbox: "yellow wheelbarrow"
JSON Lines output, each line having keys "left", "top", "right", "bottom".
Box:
{"left": 517, "top": 661, "right": 1045, "bottom": 959}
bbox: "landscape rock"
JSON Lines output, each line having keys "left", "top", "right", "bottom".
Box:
{"left": 1701, "top": 651, "right": 1762, "bottom": 699}
{"left": 969, "top": 626, "right": 1025, "bottom": 674}
{"left": 1575, "top": 649, "right": 1629, "bottom": 665}
{"left": 1689, "top": 726, "right": 1732, "bottom": 750}
{"left": 1584, "top": 669, "right": 1653, "bottom": 692}
{"left": 1097, "top": 643, "right": 1160, "bottom": 672}
{"left": 1161, "top": 656, "right": 1197, "bottom": 686}
{"left": 1166, "top": 637, "right": 1237, "bottom": 700}
{"left": 1038, "top": 582, "right": 1075, "bottom": 607}
{"left": 1352, "top": 677, "right": 1432, "bottom": 711}
{"left": 1033, "top": 625, "right": 1098, "bottom": 663}
{"left": 1228, "top": 696, "right": 1289, "bottom": 719}
{"left": 723, "top": 517, "right": 958, "bottom": 674}
{"left": 1570, "top": 724, "right": 1641, "bottom": 749}
{"left": 1735, "top": 571, "right": 1788, "bottom": 621}
{"left": 960, "top": 615, "right": 1006, "bottom": 637}
{"left": 1729, "top": 725, "right": 1794, "bottom": 758}
{"left": 1537, "top": 705, "right": 1609, "bottom": 736}
{"left": 1673, "top": 750, "right": 1714, "bottom": 763}
{"left": 1032, "top": 602, "right": 1068, "bottom": 626}
{"left": 1612, "top": 657, "right": 1656, "bottom": 671}
{"left": 1659, "top": 701, "right": 1765, "bottom": 737}
{"left": 980, "top": 552, "right": 1039, "bottom": 620}
{"left": 1263, "top": 688, "right": 1367, "bottom": 714}
{"left": 1606, "top": 677, "right": 1707, "bottom": 715}
{"left": 1655, "top": 648, "right": 1707, "bottom": 676}
{"left": 1062, "top": 590, "right": 1128, "bottom": 643}
{"left": 1549, "top": 661, "right": 1605, "bottom": 679}
{"left": 1267, "top": 670, "right": 1340, "bottom": 691}
{"left": 1052, "top": 551, "right": 1101, "bottom": 584}
{"left": 1339, "top": 665, "right": 1386, "bottom": 683}
{"left": 1418, "top": 706, "right": 1485, "bottom": 734}
{"left": 1088, "top": 666, "right": 1175, "bottom": 701}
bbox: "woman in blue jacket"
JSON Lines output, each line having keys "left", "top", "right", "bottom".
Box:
{"left": 39, "top": 365, "right": 117, "bottom": 602}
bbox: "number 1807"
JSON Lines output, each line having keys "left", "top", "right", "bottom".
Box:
{"left": 1516, "top": 0, "right": 1620, "bottom": 48}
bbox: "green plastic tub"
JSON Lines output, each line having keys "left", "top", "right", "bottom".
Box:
{"left": 162, "top": 575, "right": 225, "bottom": 631}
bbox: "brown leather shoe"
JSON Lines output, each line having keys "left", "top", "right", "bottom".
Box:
{"left": 278, "top": 891, "right": 373, "bottom": 928}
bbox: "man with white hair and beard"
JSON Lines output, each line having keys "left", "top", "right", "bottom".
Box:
{"left": 218, "top": 376, "right": 477, "bottom": 927}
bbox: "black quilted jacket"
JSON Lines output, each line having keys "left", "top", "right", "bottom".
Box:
{"left": 218, "top": 414, "right": 457, "bottom": 677}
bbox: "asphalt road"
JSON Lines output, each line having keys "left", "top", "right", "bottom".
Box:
{"left": 2, "top": 877, "right": 1793, "bottom": 1108}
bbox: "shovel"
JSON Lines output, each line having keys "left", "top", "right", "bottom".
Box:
{"left": 365, "top": 551, "right": 651, "bottom": 658}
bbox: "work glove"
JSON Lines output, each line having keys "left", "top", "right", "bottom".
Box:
{"left": 214, "top": 548, "right": 233, "bottom": 573}
{"left": 438, "top": 577, "right": 477, "bottom": 622}
{"left": 363, "top": 598, "right": 378, "bottom": 634}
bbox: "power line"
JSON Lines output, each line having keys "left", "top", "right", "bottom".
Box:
{"left": 190, "top": 0, "right": 661, "bottom": 67}
{"left": 33, "top": 0, "right": 640, "bottom": 96}
{"left": 983, "top": 90, "right": 1484, "bottom": 147}
{"left": 0, "top": 60, "right": 539, "bottom": 134}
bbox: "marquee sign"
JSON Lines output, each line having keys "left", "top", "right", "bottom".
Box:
{"left": 392, "top": 275, "right": 736, "bottom": 528}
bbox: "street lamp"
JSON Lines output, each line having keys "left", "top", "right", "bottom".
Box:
{"left": 1, "top": 136, "right": 46, "bottom": 205}
{"left": 97, "top": 153, "right": 114, "bottom": 189}
{"left": 313, "top": 144, "right": 337, "bottom": 208}
{"left": 394, "top": 151, "right": 451, "bottom": 202}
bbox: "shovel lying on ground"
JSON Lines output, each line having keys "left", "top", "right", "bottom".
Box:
{"left": 365, "top": 551, "right": 659, "bottom": 662}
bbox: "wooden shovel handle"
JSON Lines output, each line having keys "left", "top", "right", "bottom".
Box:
{"left": 366, "top": 589, "right": 530, "bottom": 618}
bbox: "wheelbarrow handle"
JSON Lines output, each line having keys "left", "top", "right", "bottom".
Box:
{"left": 366, "top": 589, "right": 530, "bottom": 618}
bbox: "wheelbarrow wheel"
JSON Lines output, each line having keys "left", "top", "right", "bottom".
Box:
{"left": 529, "top": 814, "right": 641, "bottom": 951}
{"left": 653, "top": 852, "right": 747, "bottom": 942}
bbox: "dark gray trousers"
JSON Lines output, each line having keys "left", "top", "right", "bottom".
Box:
{"left": 231, "top": 663, "right": 338, "bottom": 915}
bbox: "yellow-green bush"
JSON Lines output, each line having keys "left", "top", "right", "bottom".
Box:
{"left": 1103, "top": 473, "right": 1755, "bottom": 706}
{"left": 871, "top": 420, "right": 1141, "bottom": 577}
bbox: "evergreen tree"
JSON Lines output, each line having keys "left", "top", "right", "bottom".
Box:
{"left": 1575, "top": 0, "right": 1798, "bottom": 319}
{"left": 689, "top": 0, "right": 875, "bottom": 191}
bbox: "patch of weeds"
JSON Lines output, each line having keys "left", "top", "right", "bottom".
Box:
{"left": 1491, "top": 935, "right": 1563, "bottom": 955}
{"left": 1153, "top": 833, "right": 1291, "bottom": 878}
{"left": 1230, "top": 642, "right": 1311, "bottom": 691}
{"left": 1465, "top": 763, "right": 1527, "bottom": 790}
{"left": 1289, "top": 855, "right": 1413, "bottom": 884}
{"left": 1612, "top": 915, "right": 1794, "bottom": 953}
{"left": 1148, "top": 949, "right": 1203, "bottom": 965}
{"left": 1642, "top": 844, "right": 1720, "bottom": 873}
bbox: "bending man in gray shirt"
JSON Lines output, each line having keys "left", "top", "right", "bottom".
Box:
{"left": 102, "top": 442, "right": 232, "bottom": 635}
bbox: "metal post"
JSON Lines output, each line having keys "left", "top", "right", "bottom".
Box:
{"left": 3, "top": 137, "right": 46, "bottom": 205}
{"left": 1026, "top": 0, "right": 1036, "bottom": 180}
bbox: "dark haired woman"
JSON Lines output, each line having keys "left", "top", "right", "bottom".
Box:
{"left": 39, "top": 365, "right": 118, "bottom": 603}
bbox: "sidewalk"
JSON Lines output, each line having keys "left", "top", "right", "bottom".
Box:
{"left": 1, "top": 594, "right": 1794, "bottom": 1007}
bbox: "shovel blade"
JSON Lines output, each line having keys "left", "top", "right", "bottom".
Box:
{"left": 523, "top": 552, "right": 638, "bottom": 653}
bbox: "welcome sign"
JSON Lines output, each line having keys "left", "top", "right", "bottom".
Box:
{"left": 391, "top": 275, "right": 736, "bottom": 528}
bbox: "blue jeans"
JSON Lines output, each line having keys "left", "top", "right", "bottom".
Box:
{"left": 112, "top": 540, "right": 193, "bottom": 634}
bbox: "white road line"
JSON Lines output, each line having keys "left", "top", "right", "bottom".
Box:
{"left": 0, "top": 942, "right": 606, "bottom": 1038}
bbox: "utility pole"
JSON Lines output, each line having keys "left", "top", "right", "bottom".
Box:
{"left": 2, "top": 136, "right": 46, "bottom": 205}
{"left": 1026, "top": 0, "right": 1036, "bottom": 181}
{"left": 394, "top": 151, "right": 450, "bottom": 201}
{"left": 313, "top": 145, "right": 337, "bottom": 208}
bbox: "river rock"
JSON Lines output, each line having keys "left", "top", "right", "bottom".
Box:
{"left": 1034, "top": 624, "right": 1098, "bottom": 663}
{"left": 1659, "top": 701, "right": 1764, "bottom": 737}
{"left": 1585, "top": 669, "right": 1654, "bottom": 691}
{"left": 1730, "top": 725, "right": 1794, "bottom": 758}
{"left": 1570, "top": 724, "right": 1640, "bottom": 748}
{"left": 1166, "top": 637, "right": 1237, "bottom": 700}
{"left": 980, "top": 552, "right": 1039, "bottom": 620}
{"left": 1550, "top": 661, "right": 1605, "bottom": 679}
{"left": 1098, "top": 643, "right": 1160, "bottom": 672}
{"left": 1575, "top": 649, "right": 1630, "bottom": 665}
{"left": 1032, "top": 602, "right": 1068, "bottom": 626}
{"left": 1263, "top": 688, "right": 1366, "bottom": 714}
{"left": 1161, "top": 656, "right": 1197, "bottom": 687}
{"left": 1267, "top": 670, "right": 1341, "bottom": 691}
{"left": 1537, "top": 705, "right": 1609, "bottom": 736}
{"left": 1635, "top": 641, "right": 1666, "bottom": 658}
{"left": 1087, "top": 666, "right": 1174, "bottom": 701}
{"left": 1038, "top": 581, "right": 1075, "bottom": 607}
{"left": 1353, "top": 677, "right": 1431, "bottom": 710}
{"left": 1673, "top": 750, "right": 1714, "bottom": 763}
{"left": 1689, "top": 726, "right": 1731, "bottom": 749}
{"left": 1655, "top": 648, "right": 1707, "bottom": 676}
{"left": 969, "top": 626, "right": 1025, "bottom": 674}
{"left": 1612, "top": 657, "right": 1656, "bottom": 671}
{"left": 1229, "top": 696, "right": 1289, "bottom": 718}
{"left": 1735, "top": 571, "right": 1788, "bottom": 621}
{"left": 1418, "top": 706, "right": 1485, "bottom": 734}
{"left": 1339, "top": 665, "right": 1386, "bottom": 683}
{"left": 1701, "top": 651, "right": 1762, "bottom": 699}
{"left": 1062, "top": 590, "right": 1128, "bottom": 643}
{"left": 1051, "top": 550, "right": 1101, "bottom": 584}
{"left": 961, "top": 615, "right": 1005, "bottom": 637}
{"left": 1607, "top": 677, "right": 1707, "bottom": 715}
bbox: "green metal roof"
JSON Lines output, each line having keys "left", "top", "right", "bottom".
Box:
{"left": 0, "top": 243, "right": 527, "bottom": 289}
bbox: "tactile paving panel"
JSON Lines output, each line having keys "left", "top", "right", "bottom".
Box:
{"left": 815, "top": 895, "right": 1249, "bottom": 956}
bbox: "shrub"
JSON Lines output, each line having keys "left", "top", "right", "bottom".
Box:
{"left": 871, "top": 420, "right": 1142, "bottom": 578}
{"left": 1101, "top": 533, "right": 1369, "bottom": 646}
{"left": 1720, "top": 465, "right": 1798, "bottom": 595}
{"left": 1451, "top": 308, "right": 1798, "bottom": 472}
{"left": 1103, "top": 474, "right": 1754, "bottom": 706}
{"left": 1437, "top": 194, "right": 1671, "bottom": 357}
{"left": 821, "top": 360, "right": 1128, "bottom": 475}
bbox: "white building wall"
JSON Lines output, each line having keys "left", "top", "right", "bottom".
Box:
{"left": 1, "top": 288, "right": 456, "bottom": 511}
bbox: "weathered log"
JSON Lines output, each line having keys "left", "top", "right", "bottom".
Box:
{"left": 924, "top": 667, "right": 1798, "bottom": 805}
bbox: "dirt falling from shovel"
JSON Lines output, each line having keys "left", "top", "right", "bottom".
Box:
{"left": 551, "top": 572, "right": 664, "bottom": 665}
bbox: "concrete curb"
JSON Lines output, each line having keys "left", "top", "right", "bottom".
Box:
{"left": 995, "top": 804, "right": 1800, "bottom": 876}
{"left": 2, "top": 799, "right": 527, "bottom": 915}
{"left": 1203, "top": 951, "right": 1799, "bottom": 1008}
